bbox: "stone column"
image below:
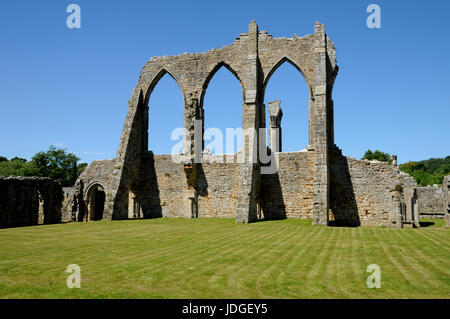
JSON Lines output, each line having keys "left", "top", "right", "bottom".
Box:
{"left": 311, "top": 22, "right": 331, "bottom": 225}
{"left": 268, "top": 100, "right": 283, "bottom": 153}
{"left": 236, "top": 21, "right": 261, "bottom": 223}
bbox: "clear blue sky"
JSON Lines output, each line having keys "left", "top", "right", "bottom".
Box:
{"left": 1, "top": 0, "right": 449, "bottom": 164}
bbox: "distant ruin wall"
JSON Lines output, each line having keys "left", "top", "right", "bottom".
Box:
{"left": 0, "top": 176, "right": 63, "bottom": 228}
{"left": 444, "top": 175, "right": 449, "bottom": 227}
{"left": 416, "top": 185, "right": 446, "bottom": 218}
{"left": 330, "top": 149, "right": 417, "bottom": 227}
{"left": 64, "top": 159, "right": 119, "bottom": 222}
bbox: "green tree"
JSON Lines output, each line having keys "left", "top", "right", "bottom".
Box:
{"left": 31, "top": 145, "right": 81, "bottom": 187}
{"left": 399, "top": 156, "right": 450, "bottom": 186}
{"left": 10, "top": 157, "right": 27, "bottom": 163}
{"left": 362, "top": 149, "right": 392, "bottom": 164}
{"left": 0, "top": 156, "right": 8, "bottom": 162}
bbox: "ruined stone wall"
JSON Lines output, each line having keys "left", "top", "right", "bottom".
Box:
{"left": 146, "top": 154, "right": 189, "bottom": 218}
{"left": 444, "top": 175, "right": 449, "bottom": 227}
{"left": 111, "top": 21, "right": 337, "bottom": 225}
{"left": 261, "top": 151, "right": 315, "bottom": 219}
{"left": 197, "top": 155, "right": 240, "bottom": 218}
{"left": 330, "top": 148, "right": 417, "bottom": 227}
{"left": 65, "top": 159, "right": 119, "bottom": 221}
{"left": 0, "top": 176, "right": 63, "bottom": 228}
{"left": 416, "top": 185, "right": 446, "bottom": 218}
{"left": 138, "top": 154, "right": 240, "bottom": 218}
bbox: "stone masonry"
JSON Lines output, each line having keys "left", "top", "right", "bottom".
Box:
{"left": 66, "top": 22, "right": 442, "bottom": 228}
{"left": 0, "top": 176, "right": 63, "bottom": 228}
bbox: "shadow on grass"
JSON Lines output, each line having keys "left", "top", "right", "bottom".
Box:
{"left": 419, "top": 221, "right": 435, "bottom": 228}
{"left": 328, "top": 220, "right": 360, "bottom": 228}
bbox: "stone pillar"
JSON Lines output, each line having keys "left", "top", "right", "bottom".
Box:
{"left": 390, "top": 197, "right": 403, "bottom": 228}
{"left": 311, "top": 22, "right": 331, "bottom": 225}
{"left": 403, "top": 187, "right": 417, "bottom": 228}
{"left": 236, "top": 20, "right": 261, "bottom": 223}
{"left": 268, "top": 100, "right": 283, "bottom": 152}
{"left": 390, "top": 155, "right": 398, "bottom": 166}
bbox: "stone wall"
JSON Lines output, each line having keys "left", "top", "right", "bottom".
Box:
{"left": 330, "top": 148, "right": 417, "bottom": 227}
{"left": 68, "top": 22, "right": 431, "bottom": 228}
{"left": 64, "top": 159, "right": 120, "bottom": 222}
{"left": 197, "top": 155, "right": 240, "bottom": 218}
{"left": 261, "top": 151, "right": 314, "bottom": 219}
{"left": 112, "top": 21, "right": 337, "bottom": 225}
{"left": 0, "top": 176, "right": 63, "bottom": 228}
{"left": 444, "top": 176, "right": 449, "bottom": 227}
{"left": 136, "top": 153, "right": 240, "bottom": 219}
{"left": 416, "top": 185, "right": 446, "bottom": 218}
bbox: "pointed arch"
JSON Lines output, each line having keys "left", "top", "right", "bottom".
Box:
{"left": 144, "top": 68, "right": 185, "bottom": 106}
{"left": 199, "top": 62, "right": 245, "bottom": 108}
{"left": 263, "top": 57, "right": 310, "bottom": 152}
{"left": 201, "top": 62, "right": 244, "bottom": 154}
{"left": 263, "top": 57, "right": 312, "bottom": 99}
{"left": 143, "top": 68, "right": 185, "bottom": 154}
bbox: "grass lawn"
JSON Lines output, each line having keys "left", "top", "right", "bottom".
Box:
{"left": 0, "top": 218, "right": 448, "bottom": 299}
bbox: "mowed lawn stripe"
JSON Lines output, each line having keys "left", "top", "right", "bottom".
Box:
{"left": 390, "top": 229, "right": 450, "bottom": 283}
{"left": 0, "top": 218, "right": 448, "bottom": 298}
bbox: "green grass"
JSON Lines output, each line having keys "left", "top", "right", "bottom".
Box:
{"left": 0, "top": 218, "right": 448, "bottom": 299}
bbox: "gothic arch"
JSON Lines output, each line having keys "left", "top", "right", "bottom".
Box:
{"left": 199, "top": 62, "right": 245, "bottom": 108}
{"left": 263, "top": 57, "right": 313, "bottom": 99}
{"left": 144, "top": 68, "right": 185, "bottom": 106}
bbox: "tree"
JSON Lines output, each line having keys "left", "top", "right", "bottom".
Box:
{"left": 10, "top": 157, "right": 27, "bottom": 163}
{"left": 31, "top": 145, "right": 81, "bottom": 187}
{"left": 399, "top": 156, "right": 450, "bottom": 186}
{"left": 0, "top": 146, "right": 87, "bottom": 186}
{"left": 362, "top": 149, "right": 392, "bottom": 164}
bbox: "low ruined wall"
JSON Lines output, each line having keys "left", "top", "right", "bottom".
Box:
{"left": 444, "top": 176, "right": 449, "bottom": 227}
{"left": 65, "top": 159, "right": 120, "bottom": 221}
{"left": 147, "top": 154, "right": 189, "bottom": 218}
{"left": 0, "top": 176, "right": 63, "bottom": 228}
{"left": 330, "top": 149, "right": 417, "bottom": 227}
{"left": 261, "top": 151, "right": 314, "bottom": 219}
{"left": 142, "top": 154, "right": 240, "bottom": 218}
{"left": 198, "top": 155, "right": 240, "bottom": 218}
{"left": 416, "top": 185, "right": 446, "bottom": 218}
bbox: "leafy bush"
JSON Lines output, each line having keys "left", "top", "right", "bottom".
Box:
{"left": 362, "top": 149, "right": 392, "bottom": 164}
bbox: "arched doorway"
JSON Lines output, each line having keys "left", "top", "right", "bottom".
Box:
{"left": 86, "top": 184, "right": 106, "bottom": 221}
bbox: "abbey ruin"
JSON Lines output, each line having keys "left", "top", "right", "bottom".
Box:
{"left": 62, "top": 21, "right": 450, "bottom": 228}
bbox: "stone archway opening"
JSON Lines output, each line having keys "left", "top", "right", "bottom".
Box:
{"left": 201, "top": 63, "right": 244, "bottom": 155}
{"left": 87, "top": 184, "right": 105, "bottom": 221}
{"left": 263, "top": 58, "right": 310, "bottom": 152}
{"left": 146, "top": 70, "right": 184, "bottom": 154}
